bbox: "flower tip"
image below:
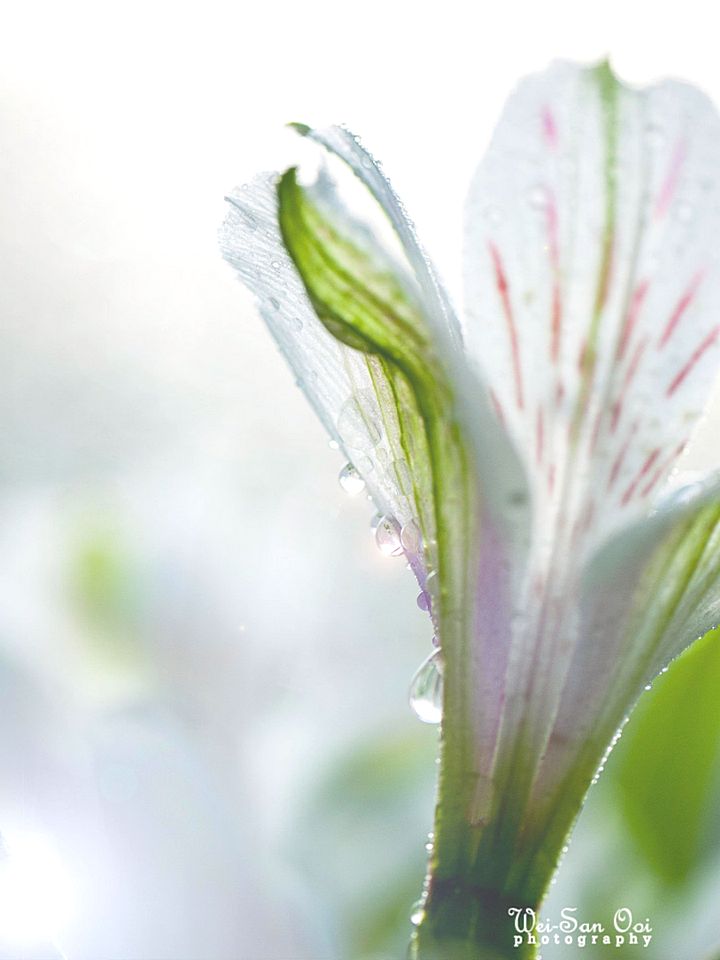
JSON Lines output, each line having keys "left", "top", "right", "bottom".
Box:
{"left": 595, "top": 56, "right": 619, "bottom": 90}
{"left": 288, "top": 121, "right": 311, "bottom": 137}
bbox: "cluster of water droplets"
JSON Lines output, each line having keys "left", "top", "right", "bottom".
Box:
{"left": 332, "top": 388, "right": 444, "bottom": 725}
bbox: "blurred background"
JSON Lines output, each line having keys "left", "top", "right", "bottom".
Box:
{"left": 3, "top": 1, "right": 720, "bottom": 957}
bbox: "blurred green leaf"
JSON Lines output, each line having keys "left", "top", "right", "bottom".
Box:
{"left": 613, "top": 626, "right": 720, "bottom": 886}
{"left": 68, "top": 523, "right": 146, "bottom": 663}
{"left": 296, "top": 725, "right": 437, "bottom": 960}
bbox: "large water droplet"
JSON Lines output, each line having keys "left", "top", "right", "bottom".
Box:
{"left": 337, "top": 393, "right": 382, "bottom": 451}
{"left": 416, "top": 591, "right": 430, "bottom": 612}
{"left": 400, "top": 520, "right": 422, "bottom": 555}
{"left": 375, "top": 515, "right": 403, "bottom": 556}
{"left": 338, "top": 463, "right": 366, "bottom": 495}
{"left": 409, "top": 649, "right": 443, "bottom": 724}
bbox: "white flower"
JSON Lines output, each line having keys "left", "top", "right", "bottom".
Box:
{"left": 221, "top": 61, "right": 720, "bottom": 959}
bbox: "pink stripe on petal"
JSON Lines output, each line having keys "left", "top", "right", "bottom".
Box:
{"left": 666, "top": 325, "right": 720, "bottom": 396}
{"left": 489, "top": 387, "right": 506, "bottom": 426}
{"left": 546, "top": 194, "right": 562, "bottom": 364}
{"left": 536, "top": 406, "right": 545, "bottom": 464}
{"left": 658, "top": 271, "right": 703, "bottom": 349}
{"left": 621, "top": 448, "right": 661, "bottom": 506}
{"left": 654, "top": 140, "right": 687, "bottom": 220}
{"left": 616, "top": 279, "right": 649, "bottom": 361}
{"left": 542, "top": 106, "right": 558, "bottom": 149}
{"left": 639, "top": 440, "right": 687, "bottom": 498}
{"left": 489, "top": 241, "right": 524, "bottom": 409}
{"left": 611, "top": 336, "right": 648, "bottom": 433}
{"left": 607, "top": 421, "right": 638, "bottom": 491}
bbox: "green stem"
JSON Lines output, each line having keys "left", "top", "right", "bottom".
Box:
{"left": 412, "top": 880, "right": 538, "bottom": 960}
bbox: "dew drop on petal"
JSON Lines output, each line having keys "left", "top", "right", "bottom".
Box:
{"left": 337, "top": 392, "right": 382, "bottom": 451}
{"left": 400, "top": 520, "right": 422, "bottom": 555}
{"left": 409, "top": 649, "right": 443, "bottom": 724}
{"left": 290, "top": 316, "right": 304, "bottom": 332}
{"left": 425, "top": 570, "right": 440, "bottom": 603}
{"left": 410, "top": 900, "right": 426, "bottom": 926}
{"left": 393, "top": 458, "right": 412, "bottom": 492}
{"left": 338, "top": 463, "right": 366, "bottom": 495}
{"left": 416, "top": 591, "right": 430, "bottom": 612}
{"left": 375, "top": 515, "right": 403, "bottom": 556}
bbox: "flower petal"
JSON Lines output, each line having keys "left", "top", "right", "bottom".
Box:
{"left": 290, "top": 124, "right": 463, "bottom": 352}
{"left": 465, "top": 60, "right": 720, "bottom": 551}
{"left": 220, "top": 174, "right": 427, "bottom": 533}
{"left": 512, "top": 474, "right": 720, "bottom": 896}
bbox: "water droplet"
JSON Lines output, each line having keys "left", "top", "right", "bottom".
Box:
{"left": 401, "top": 520, "right": 422, "bottom": 555}
{"left": 354, "top": 454, "right": 373, "bottom": 474}
{"left": 416, "top": 591, "right": 430, "bottom": 612}
{"left": 409, "top": 649, "right": 443, "bottom": 724}
{"left": 393, "top": 458, "right": 412, "bottom": 492}
{"left": 425, "top": 571, "right": 440, "bottom": 602}
{"left": 338, "top": 463, "right": 366, "bottom": 495}
{"left": 271, "top": 260, "right": 281, "bottom": 271}
{"left": 328, "top": 439, "right": 339, "bottom": 450}
{"left": 375, "top": 515, "right": 403, "bottom": 556}
{"left": 410, "top": 900, "right": 426, "bottom": 926}
{"left": 290, "top": 316, "right": 303, "bottom": 332}
{"left": 337, "top": 393, "right": 382, "bottom": 451}
{"left": 268, "top": 296, "right": 280, "bottom": 310}
{"left": 644, "top": 683, "right": 652, "bottom": 691}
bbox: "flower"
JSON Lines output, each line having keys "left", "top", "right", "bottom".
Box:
{"left": 220, "top": 61, "right": 720, "bottom": 959}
